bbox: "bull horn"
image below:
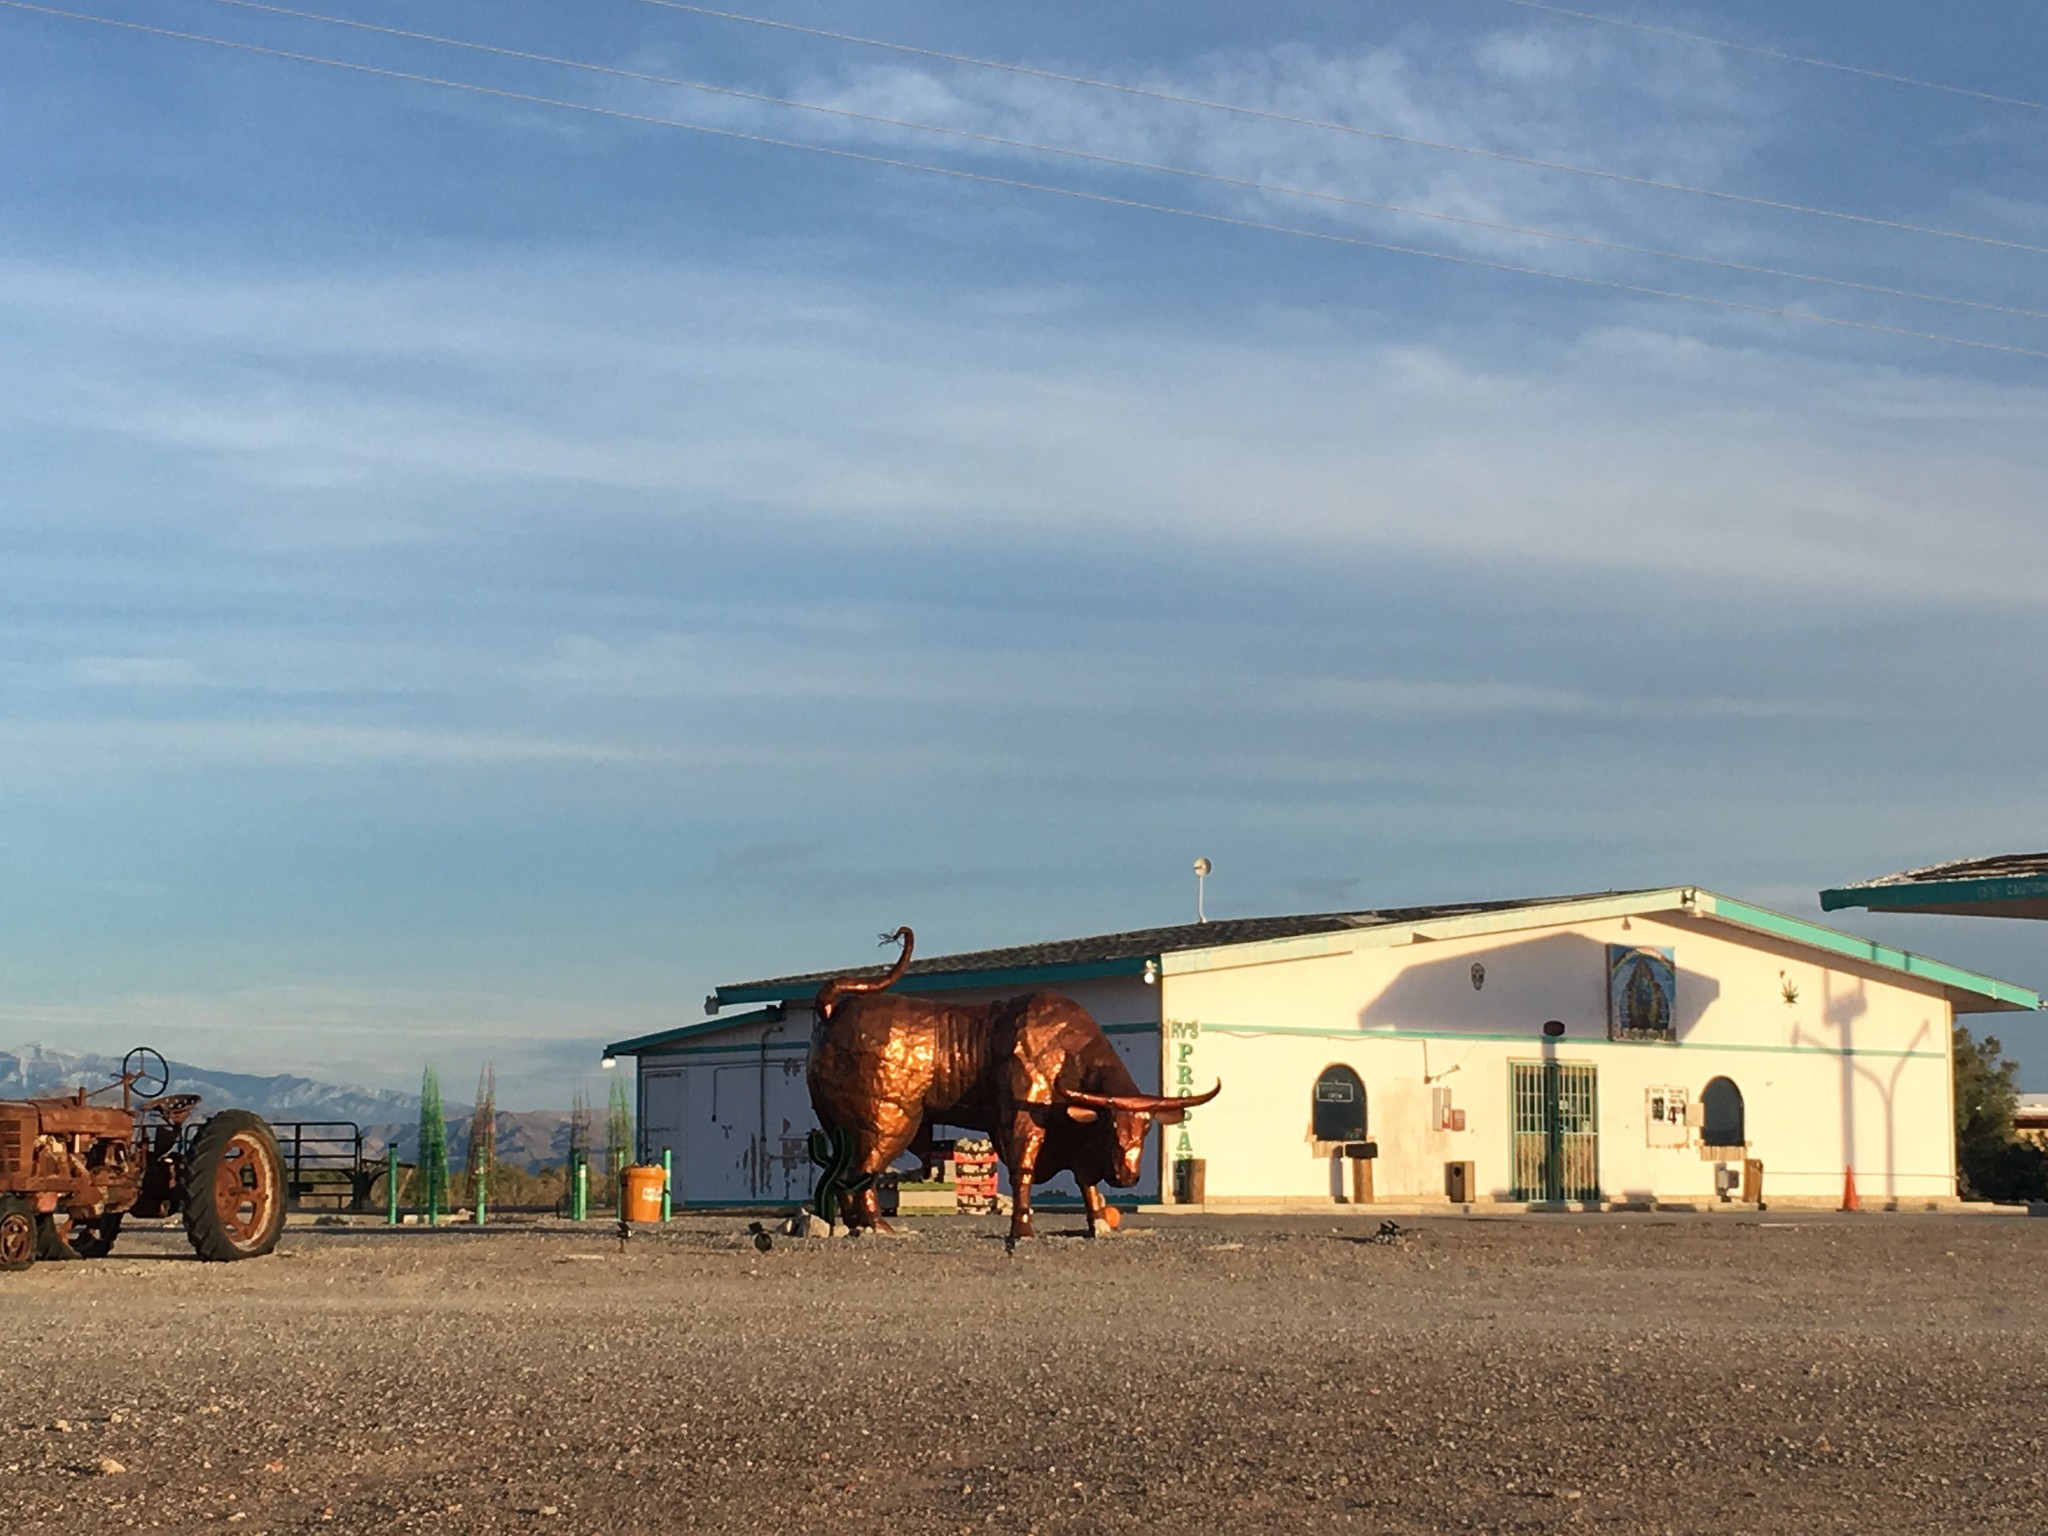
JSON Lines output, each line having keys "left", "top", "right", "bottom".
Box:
{"left": 816, "top": 927, "right": 914, "bottom": 1018}
{"left": 1055, "top": 1080, "right": 1221, "bottom": 1114}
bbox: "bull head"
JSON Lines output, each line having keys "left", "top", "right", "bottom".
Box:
{"left": 1051, "top": 1081, "right": 1222, "bottom": 1186}
{"left": 1055, "top": 1080, "right": 1221, "bottom": 1124}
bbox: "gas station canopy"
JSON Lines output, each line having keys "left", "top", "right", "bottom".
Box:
{"left": 1820, "top": 852, "right": 2048, "bottom": 921}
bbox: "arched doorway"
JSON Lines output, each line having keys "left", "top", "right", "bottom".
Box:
{"left": 1312, "top": 1064, "right": 1367, "bottom": 1143}
{"left": 1701, "top": 1076, "right": 1745, "bottom": 1147}
{"left": 1312, "top": 1065, "right": 1371, "bottom": 1203}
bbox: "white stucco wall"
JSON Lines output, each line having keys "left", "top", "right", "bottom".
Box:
{"left": 1158, "top": 911, "right": 1959, "bottom": 1206}
{"left": 637, "top": 1010, "right": 813, "bottom": 1205}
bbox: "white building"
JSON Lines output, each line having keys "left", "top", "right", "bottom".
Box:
{"left": 605, "top": 887, "right": 2037, "bottom": 1210}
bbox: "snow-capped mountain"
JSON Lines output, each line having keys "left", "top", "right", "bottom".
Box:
{"left": 0, "top": 1044, "right": 575, "bottom": 1171}
{"left": 0, "top": 1042, "right": 419, "bottom": 1123}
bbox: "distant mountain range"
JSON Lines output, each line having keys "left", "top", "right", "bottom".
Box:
{"left": 0, "top": 1043, "right": 579, "bottom": 1172}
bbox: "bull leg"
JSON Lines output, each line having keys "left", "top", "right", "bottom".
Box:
{"left": 838, "top": 1124, "right": 913, "bottom": 1233}
{"left": 840, "top": 1183, "right": 886, "bottom": 1231}
{"left": 907, "top": 1119, "right": 941, "bottom": 1182}
{"left": 1000, "top": 1110, "right": 1048, "bottom": 1245}
{"left": 1082, "top": 1184, "right": 1116, "bottom": 1240}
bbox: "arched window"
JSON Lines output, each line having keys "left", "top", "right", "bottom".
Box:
{"left": 1701, "top": 1077, "right": 1745, "bottom": 1147}
{"left": 1312, "top": 1065, "right": 1368, "bottom": 1143}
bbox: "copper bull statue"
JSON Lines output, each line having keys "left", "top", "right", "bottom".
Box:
{"left": 807, "top": 928, "right": 1219, "bottom": 1242}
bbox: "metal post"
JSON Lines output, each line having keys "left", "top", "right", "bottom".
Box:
{"left": 661, "top": 1147, "right": 673, "bottom": 1222}
{"left": 386, "top": 1145, "right": 399, "bottom": 1226}
{"left": 573, "top": 1155, "right": 588, "bottom": 1221}
{"left": 476, "top": 1157, "right": 488, "bottom": 1226}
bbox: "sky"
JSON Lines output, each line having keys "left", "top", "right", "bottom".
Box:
{"left": 3, "top": 0, "right": 2047, "bottom": 1105}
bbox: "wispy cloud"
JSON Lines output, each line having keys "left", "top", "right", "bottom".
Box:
{"left": 69, "top": 657, "right": 205, "bottom": 688}
{"left": 0, "top": 719, "right": 703, "bottom": 770}
{"left": 634, "top": 22, "right": 1773, "bottom": 269}
{"left": 5, "top": 252, "right": 2045, "bottom": 600}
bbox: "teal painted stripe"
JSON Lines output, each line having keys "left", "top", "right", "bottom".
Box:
{"left": 1198, "top": 1022, "right": 1945, "bottom": 1061}
{"left": 1706, "top": 894, "right": 2039, "bottom": 1009}
{"left": 1821, "top": 873, "right": 2048, "bottom": 913}
{"left": 643, "top": 1020, "right": 1156, "bottom": 1059}
{"left": 672, "top": 1197, "right": 1141, "bottom": 1210}
{"left": 717, "top": 956, "right": 1152, "bottom": 1007}
{"left": 647, "top": 1040, "right": 809, "bottom": 1059}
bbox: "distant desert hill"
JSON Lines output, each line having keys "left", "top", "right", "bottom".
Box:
{"left": 0, "top": 1044, "right": 579, "bottom": 1172}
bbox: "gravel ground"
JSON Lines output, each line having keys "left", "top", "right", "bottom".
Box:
{"left": 3, "top": 1210, "right": 2045, "bottom": 1534}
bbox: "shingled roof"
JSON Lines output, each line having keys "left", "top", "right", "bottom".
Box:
{"left": 1820, "top": 852, "right": 2048, "bottom": 920}
{"left": 715, "top": 888, "right": 1663, "bottom": 1001}
{"left": 1830, "top": 852, "right": 2048, "bottom": 888}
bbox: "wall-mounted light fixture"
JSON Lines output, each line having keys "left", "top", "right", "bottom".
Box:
{"left": 1142, "top": 959, "right": 1159, "bottom": 985}
{"left": 601, "top": 1054, "right": 618, "bottom": 1069}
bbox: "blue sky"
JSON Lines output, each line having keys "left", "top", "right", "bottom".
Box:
{"left": 4, "top": 1, "right": 2047, "bottom": 1105}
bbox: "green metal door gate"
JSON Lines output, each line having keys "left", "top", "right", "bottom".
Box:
{"left": 1510, "top": 1061, "right": 1600, "bottom": 1202}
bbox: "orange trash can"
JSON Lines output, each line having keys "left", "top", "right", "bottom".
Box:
{"left": 622, "top": 1164, "right": 666, "bottom": 1223}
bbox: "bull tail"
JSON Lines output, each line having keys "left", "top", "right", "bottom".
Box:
{"left": 816, "top": 926, "right": 914, "bottom": 1019}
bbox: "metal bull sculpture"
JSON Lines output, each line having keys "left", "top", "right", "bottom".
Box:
{"left": 807, "top": 928, "right": 1220, "bottom": 1242}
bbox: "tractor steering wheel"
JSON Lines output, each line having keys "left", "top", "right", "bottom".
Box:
{"left": 121, "top": 1047, "right": 169, "bottom": 1100}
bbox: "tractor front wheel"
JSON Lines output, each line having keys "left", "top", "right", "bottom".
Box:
{"left": 46, "top": 1212, "right": 122, "bottom": 1259}
{"left": 0, "top": 1197, "right": 38, "bottom": 1272}
{"left": 36, "top": 1215, "right": 75, "bottom": 1261}
{"left": 183, "top": 1111, "right": 286, "bottom": 1261}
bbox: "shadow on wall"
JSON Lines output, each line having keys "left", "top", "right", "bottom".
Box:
{"left": 1791, "top": 972, "right": 1930, "bottom": 1195}
{"left": 1353, "top": 931, "right": 1721, "bottom": 1039}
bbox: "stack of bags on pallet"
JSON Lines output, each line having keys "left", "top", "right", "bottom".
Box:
{"left": 952, "top": 1138, "right": 999, "bottom": 1214}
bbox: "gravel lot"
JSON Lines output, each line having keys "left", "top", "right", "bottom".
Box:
{"left": 4, "top": 1210, "right": 2045, "bottom": 1534}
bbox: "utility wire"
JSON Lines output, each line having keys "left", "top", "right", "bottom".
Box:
{"left": 182, "top": 0, "right": 2048, "bottom": 325}
{"left": 626, "top": 0, "right": 2048, "bottom": 258}
{"left": 7, "top": 1, "right": 2046, "bottom": 362}
{"left": 1483, "top": 0, "right": 2048, "bottom": 114}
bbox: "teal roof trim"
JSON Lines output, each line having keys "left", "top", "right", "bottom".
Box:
{"left": 715, "top": 956, "right": 1151, "bottom": 1008}
{"left": 1820, "top": 872, "right": 2048, "bottom": 914}
{"left": 1704, "top": 895, "right": 2038, "bottom": 1012}
{"left": 604, "top": 1005, "right": 785, "bottom": 1058}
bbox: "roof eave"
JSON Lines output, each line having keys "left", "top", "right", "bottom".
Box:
{"left": 1160, "top": 887, "right": 1699, "bottom": 975}
{"left": 1821, "top": 873, "right": 2048, "bottom": 920}
{"left": 1706, "top": 894, "right": 2038, "bottom": 1013}
{"left": 714, "top": 956, "right": 1153, "bottom": 1010}
{"left": 604, "top": 1004, "right": 786, "bottom": 1058}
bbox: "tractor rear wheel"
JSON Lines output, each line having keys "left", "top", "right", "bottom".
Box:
{"left": 182, "top": 1111, "right": 286, "bottom": 1261}
{"left": 0, "top": 1197, "right": 37, "bottom": 1272}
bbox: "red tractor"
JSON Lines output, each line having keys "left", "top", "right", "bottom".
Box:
{"left": 0, "top": 1048, "right": 287, "bottom": 1271}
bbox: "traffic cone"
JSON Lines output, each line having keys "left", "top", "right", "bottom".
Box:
{"left": 1840, "top": 1167, "right": 1860, "bottom": 1213}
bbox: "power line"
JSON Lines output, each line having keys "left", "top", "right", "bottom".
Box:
{"left": 627, "top": 0, "right": 2048, "bottom": 259}
{"left": 7, "top": 1, "right": 2046, "bottom": 363}
{"left": 1482, "top": 0, "right": 2048, "bottom": 114}
{"left": 189, "top": 0, "right": 2048, "bottom": 325}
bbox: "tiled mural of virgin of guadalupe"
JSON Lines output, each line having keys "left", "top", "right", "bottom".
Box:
{"left": 1608, "top": 946, "right": 1676, "bottom": 1041}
